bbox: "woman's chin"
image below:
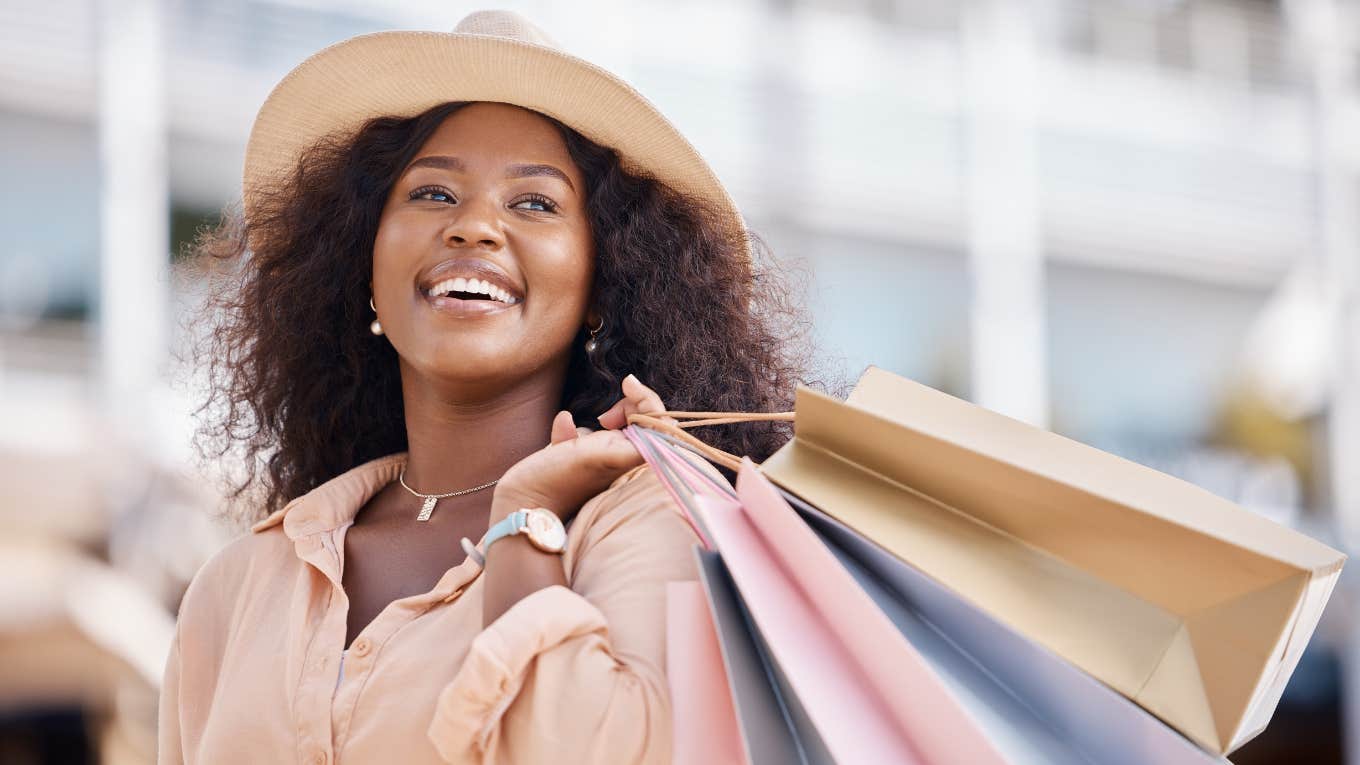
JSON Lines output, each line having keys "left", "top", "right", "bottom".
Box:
{"left": 418, "top": 344, "right": 516, "bottom": 374}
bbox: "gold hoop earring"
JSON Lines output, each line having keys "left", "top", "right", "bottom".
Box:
{"left": 369, "top": 297, "right": 384, "bottom": 336}
{"left": 584, "top": 316, "right": 604, "bottom": 354}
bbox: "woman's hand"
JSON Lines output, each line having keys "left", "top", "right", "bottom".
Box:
{"left": 491, "top": 374, "right": 670, "bottom": 522}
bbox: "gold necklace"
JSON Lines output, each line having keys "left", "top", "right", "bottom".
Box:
{"left": 397, "top": 467, "right": 499, "bottom": 521}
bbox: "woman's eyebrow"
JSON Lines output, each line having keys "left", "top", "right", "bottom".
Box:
{"left": 405, "top": 155, "right": 575, "bottom": 191}
{"left": 507, "top": 162, "right": 575, "bottom": 191}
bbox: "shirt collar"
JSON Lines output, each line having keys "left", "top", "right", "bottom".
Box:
{"left": 250, "top": 452, "right": 408, "bottom": 539}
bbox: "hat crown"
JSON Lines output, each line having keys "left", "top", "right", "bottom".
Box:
{"left": 244, "top": 9, "right": 751, "bottom": 267}
{"left": 453, "top": 9, "right": 561, "bottom": 49}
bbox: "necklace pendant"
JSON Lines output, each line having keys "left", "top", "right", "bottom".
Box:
{"left": 417, "top": 496, "right": 438, "bottom": 522}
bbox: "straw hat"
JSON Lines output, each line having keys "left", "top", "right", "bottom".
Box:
{"left": 242, "top": 9, "right": 751, "bottom": 266}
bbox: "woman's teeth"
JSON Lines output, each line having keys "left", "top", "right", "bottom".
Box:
{"left": 425, "top": 277, "right": 519, "bottom": 305}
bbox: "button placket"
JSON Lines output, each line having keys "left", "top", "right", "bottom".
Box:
{"left": 330, "top": 629, "right": 386, "bottom": 751}
{"left": 295, "top": 564, "right": 348, "bottom": 765}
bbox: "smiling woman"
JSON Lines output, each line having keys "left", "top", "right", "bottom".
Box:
{"left": 164, "top": 10, "right": 820, "bottom": 765}
{"left": 196, "top": 95, "right": 812, "bottom": 522}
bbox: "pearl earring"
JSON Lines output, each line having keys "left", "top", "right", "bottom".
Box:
{"left": 369, "top": 297, "right": 383, "bottom": 336}
{"left": 584, "top": 316, "right": 604, "bottom": 354}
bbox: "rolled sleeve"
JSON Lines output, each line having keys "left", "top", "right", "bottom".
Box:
{"left": 426, "top": 467, "right": 703, "bottom": 764}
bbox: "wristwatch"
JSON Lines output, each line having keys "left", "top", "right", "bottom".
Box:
{"left": 464, "top": 508, "right": 567, "bottom": 567}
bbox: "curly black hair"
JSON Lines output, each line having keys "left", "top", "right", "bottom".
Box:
{"left": 186, "top": 101, "right": 832, "bottom": 523}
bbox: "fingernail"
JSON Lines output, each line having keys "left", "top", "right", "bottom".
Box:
{"left": 624, "top": 373, "right": 638, "bottom": 384}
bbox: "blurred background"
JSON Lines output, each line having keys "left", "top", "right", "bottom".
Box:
{"left": 1, "top": 0, "right": 1357, "bottom": 762}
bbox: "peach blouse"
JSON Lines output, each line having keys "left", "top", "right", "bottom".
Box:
{"left": 157, "top": 452, "right": 705, "bottom": 764}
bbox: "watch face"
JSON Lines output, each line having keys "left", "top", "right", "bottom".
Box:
{"left": 525, "top": 509, "right": 566, "bottom": 553}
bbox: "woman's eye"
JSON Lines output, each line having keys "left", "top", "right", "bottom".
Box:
{"left": 513, "top": 194, "right": 559, "bottom": 213}
{"left": 410, "top": 186, "right": 454, "bottom": 203}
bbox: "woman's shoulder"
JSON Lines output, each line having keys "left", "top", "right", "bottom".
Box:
{"left": 574, "top": 461, "right": 676, "bottom": 533}
{"left": 175, "top": 515, "right": 298, "bottom": 631}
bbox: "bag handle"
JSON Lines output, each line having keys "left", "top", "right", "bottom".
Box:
{"left": 625, "top": 410, "right": 794, "bottom": 472}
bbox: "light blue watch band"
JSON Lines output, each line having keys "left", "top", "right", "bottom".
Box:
{"left": 459, "top": 506, "right": 565, "bottom": 566}
{"left": 483, "top": 510, "right": 529, "bottom": 550}
{"left": 460, "top": 511, "right": 527, "bottom": 568}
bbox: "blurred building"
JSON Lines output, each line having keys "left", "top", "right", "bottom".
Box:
{"left": 1, "top": 0, "right": 1357, "bottom": 762}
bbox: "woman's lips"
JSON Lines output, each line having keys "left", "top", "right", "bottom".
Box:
{"left": 423, "top": 292, "right": 519, "bottom": 317}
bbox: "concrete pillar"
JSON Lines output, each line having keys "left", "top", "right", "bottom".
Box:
{"left": 961, "top": 0, "right": 1048, "bottom": 426}
{"left": 1286, "top": 0, "right": 1360, "bottom": 760}
{"left": 96, "top": 0, "right": 170, "bottom": 427}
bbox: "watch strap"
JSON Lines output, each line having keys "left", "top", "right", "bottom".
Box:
{"left": 460, "top": 509, "right": 565, "bottom": 569}
{"left": 483, "top": 510, "right": 529, "bottom": 550}
{"left": 460, "top": 511, "right": 526, "bottom": 568}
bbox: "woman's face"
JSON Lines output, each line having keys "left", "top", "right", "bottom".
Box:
{"left": 371, "top": 102, "right": 594, "bottom": 390}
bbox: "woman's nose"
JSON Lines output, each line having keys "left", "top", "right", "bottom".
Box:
{"left": 441, "top": 196, "right": 503, "bottom": 248}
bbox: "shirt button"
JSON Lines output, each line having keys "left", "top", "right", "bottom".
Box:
{"left": 310, "top": 751, "right": 328, "bottom": 765}
{"left": 351, "top": 637, "right": 372, "bottom": 657}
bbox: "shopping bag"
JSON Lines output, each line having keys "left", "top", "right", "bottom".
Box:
{"left": 698, "top": 510, "right": 1105, "bottom": 765}
{"left": 666, "top": 581, "right": 746, "bottom": 765}
{"left": 635, "top": 422, "right": 1224, "bottom": 763}
{"left": 627, "top": 425, "right": 1009, "bottom": 764}
{"left": 693, "top": 549, "right": 834, "bottom": 765}
{"left": 638, "top": 429, "right": 827, "bottom": 764}
{"left": 782, "top": 488, "right": 1229, "bottom": 765}
{"left": 643, "top": 427, "right": 1132, "bottom": 765}
{"left": 756, "top": 365, "right": 1346, "bottom": 755}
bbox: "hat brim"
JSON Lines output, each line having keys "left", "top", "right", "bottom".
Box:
{"left": 243, "top": 30, "right": 750, "bottom": 263}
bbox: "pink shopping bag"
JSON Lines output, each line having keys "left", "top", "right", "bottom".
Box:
{"left": 666, "top": 581, "right": 746, "bottom": 765}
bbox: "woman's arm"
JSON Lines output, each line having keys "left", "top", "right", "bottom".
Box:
{"left": 427, "top": 467, "right": 703, "bottom": 764}
{"left": 479, "top": 493, "right": 570, "bottom": 626}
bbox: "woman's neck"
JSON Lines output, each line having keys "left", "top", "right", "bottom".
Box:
{"left": 394, "top": 364, "right": 566, "bottom": 514}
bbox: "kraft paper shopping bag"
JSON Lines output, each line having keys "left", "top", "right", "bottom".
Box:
{"left": 783, "top": 489, "right": 1229, "bottom": 765}
{"left": 759, "top": 365, "right": 1345, "bottom": 755}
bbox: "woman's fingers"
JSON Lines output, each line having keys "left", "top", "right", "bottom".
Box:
{"left": 496, "top": 428, "right": 644, "bottom": 521}
{"left": 596, "top": 399, "right": 626, "bottom": 430}
{"left": 621, "top": 374, "right": 663, "bottom": 413}
{"left": 621, "top": 373, "right": 677, "bottom": 427}
{"left": 596, "top": 373, "right": 674, "bottom": 429}
{"left": 583, "top": 428, "right": 645, "bottom": 471}
{"left": 550, "top": 410, "right": 580, "bottom": 444}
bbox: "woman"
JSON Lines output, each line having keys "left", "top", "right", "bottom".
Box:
{"left": 160, "top": 10, "right": 811, "bottom": 765}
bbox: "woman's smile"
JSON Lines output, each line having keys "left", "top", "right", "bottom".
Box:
{"left": 417, "top": 258, "right": 525, "bottom": 319}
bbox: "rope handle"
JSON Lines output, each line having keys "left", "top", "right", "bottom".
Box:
{"left": 624, "top": 409, "right": 794, "bottom": 472}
